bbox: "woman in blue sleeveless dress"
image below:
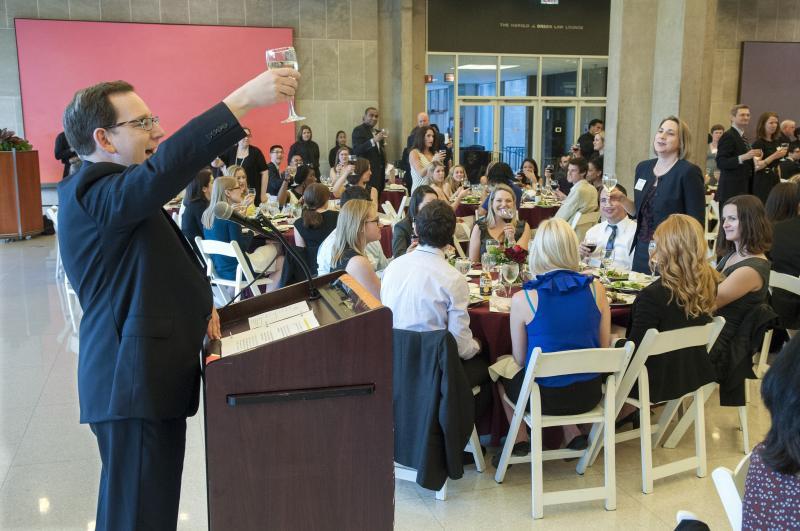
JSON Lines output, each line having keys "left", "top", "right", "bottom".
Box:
{"left": 499, "top": 217, "right": 611, "bottom": 456}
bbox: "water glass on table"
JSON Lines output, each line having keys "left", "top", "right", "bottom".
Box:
{"left": 455, "top": 258, "right": 471, "bottom": 277}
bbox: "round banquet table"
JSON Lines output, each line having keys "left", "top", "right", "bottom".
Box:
{"left": 518, "top": 205, "right": 559, "bottom": 229}
{"left": 455, "top": 203, "right": 479, "bottom": 217}
{"left": 380, "top": 189, "right": 407, "bottom": 213}
{"left": 467, "top": 277, "right": 633, "bottom": 445}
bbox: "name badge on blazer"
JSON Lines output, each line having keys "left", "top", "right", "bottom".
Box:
{"left": 635, "top": 178, "right": 647, "bottom": 191}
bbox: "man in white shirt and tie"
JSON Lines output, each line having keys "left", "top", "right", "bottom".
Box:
{"left": 579, "top": 184, "right": 637, "bottom": 271}
{"left": 381, "top": 200, "right": 490, "bottom": 415}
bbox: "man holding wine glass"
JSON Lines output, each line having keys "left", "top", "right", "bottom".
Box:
{"left": 58, "top": 65, "right": 300, "bottom": 530}
{"left": 554, "top": 157, "right": 598, "bottom": 222}
{"left": 579, "top": 185, "right": 637, "bottom": 270}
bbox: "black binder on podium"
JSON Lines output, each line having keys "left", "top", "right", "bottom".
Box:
{"left": 203, "top": 272, "right": 394, "bottom": 530}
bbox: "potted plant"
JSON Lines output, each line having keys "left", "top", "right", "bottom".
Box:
{"left": 0, "top": 128, "right": 42, "bottom": 239}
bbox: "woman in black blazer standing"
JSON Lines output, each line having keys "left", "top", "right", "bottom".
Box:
{"left": 625, "top": 214, "right": 719, "bottom": 403}
{"left": 610, "top": 116, "right": 706, "bottom": 273}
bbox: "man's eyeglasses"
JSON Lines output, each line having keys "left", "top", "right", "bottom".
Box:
{"left": 105, "top": 116, "right": 160, "bottom": 131}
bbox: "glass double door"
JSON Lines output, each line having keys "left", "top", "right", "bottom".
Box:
{"left": 457, "top": 101, "right": 536, "bottom": 181}
{"left": 456, "top": 101, "right": 606, "bottom": 175}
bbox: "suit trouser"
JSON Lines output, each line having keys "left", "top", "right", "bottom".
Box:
{"left": 90, "top": 417, "right": 187, "bottom": 531}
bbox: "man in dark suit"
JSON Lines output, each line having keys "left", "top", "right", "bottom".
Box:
{"left": 58, "top": 69, "right": 298, "bottom": 530}
{"left": 352, "top": 106, "right": 387, "bottom": 194}
{"left": 716, "top": 104, "right": 761, "bottom": 207}
{"left": 577, "top": 118, "right": 603, "bottom": 159}
{"left": 779, "top": 145, "right": 800, "bottom": 180}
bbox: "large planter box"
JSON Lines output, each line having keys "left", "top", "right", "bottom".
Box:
{"left": 0, "top": 150, "right": 43, "bottom": 239}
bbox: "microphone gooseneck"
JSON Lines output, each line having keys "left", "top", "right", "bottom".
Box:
{"left": 213, "top": 202, "right": 320, "bottom": 301}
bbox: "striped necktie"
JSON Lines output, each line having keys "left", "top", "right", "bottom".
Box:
{"left": 604, "top": 224, "right": 618, "bottom": 259}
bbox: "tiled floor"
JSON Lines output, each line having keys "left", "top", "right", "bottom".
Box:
{"left": 0, "top": 235, "right": 770, "bottom": 530}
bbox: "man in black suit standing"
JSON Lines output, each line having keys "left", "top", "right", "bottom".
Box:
{"left": 577, "top": 118, "right": 604, "bottom": 159}
{"left": 716, "top": 104, "right": 762, "bottom": 206}
{"left": 352, "top": 106, "right": 387, "bottom": 194}
{"left": 58, "top": 69, "right": 298, "bottom": 530}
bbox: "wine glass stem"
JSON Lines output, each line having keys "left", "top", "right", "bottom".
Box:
{"left": 288, "top": 99, "right": 298, "bottom": 118}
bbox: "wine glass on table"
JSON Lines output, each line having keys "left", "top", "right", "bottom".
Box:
{"left": 500, "top": 261, "right": 520, "bottom": 298}
{"left": 266, "top": 47, "right": 305, "bottom": 123}
{"left": 455, "top": 258, "right": 471, "bottom": 277}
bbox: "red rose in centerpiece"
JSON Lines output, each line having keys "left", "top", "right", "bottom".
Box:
{"left": 504, "top": 244, "right": 528, "bottom": 265}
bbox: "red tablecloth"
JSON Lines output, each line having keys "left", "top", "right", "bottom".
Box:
{"left": 455, "top": 203, "right": 479, "bottom": 217}
{"left": 518, "top": 205, "right": 559, "bottom": 229}
{"left": 467, "top": 279, "right": 633, "bottom": 445}
{"left": 380, "top": 189, "right": 407, "bottom": 213}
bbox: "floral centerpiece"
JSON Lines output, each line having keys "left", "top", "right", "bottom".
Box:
{"left": 487, "top": 244, "right": 528, "bottom": 266}
{"left": 0, "top": 129, "right": 33, "bottom": 151}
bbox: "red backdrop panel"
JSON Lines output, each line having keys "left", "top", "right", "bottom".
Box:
{"left": 15, "top": 19, "right": 294, "bottom": 183}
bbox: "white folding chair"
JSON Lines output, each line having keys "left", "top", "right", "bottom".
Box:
{"left": 578, "top": 318, "right": 725, "bottom": 494}
{"left": 494, "top": 343, "right": 635, "bottom": 519}
{"left": 570, "top": 210, "right": 601, "bottom": 241}
{"left": 194, "top": 237, "right": 271, "bottom": 305}
{"left": 452, "top": 219, "right": 474, "bottom": 259}
{"left": 757, "top": 271, "right": 800, "bottom": 374}
{"left": 395, "top": 386, "right": 485, "bottom": 501}
{"left": 381, "top": 201, "right": 397, "bottom": 218}
{"left": 712, "top": 453, "right": 751, "bottom": 531}
{"left": 396, "top": 195, "right": 409, "bottom": 220}
{"left": 47, "top": 206, "right": 81, "bottom": 333}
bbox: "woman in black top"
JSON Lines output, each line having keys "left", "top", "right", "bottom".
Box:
{"left": 392, "top": 185, "right": 438, "bottom": 258}
{"left": 330, "top": 199, "right": 382, "bottom": 299}
{"left": 288, "top": 125, "right": 321, "bottom": 177}
{"left": 216, "top": 126, "right": 269, "bottom": 205}
{"left": 752, "top": 112, "right": 789, "bottom": 204}
{"left": 181, "top": 167, "right": 213, "bottom": 260}
{"left": 611, "top": 116, "right": 706, "bottom": 273}
{"left": 327, "top": 130, "right": 349, "bottom": 169}
{"left": 711, "top": 195, "right": 773, "bottom": 405}
{"left": 626, "top": 214, "right": 718, "bottom": 403}
{"left": 294, "top": 183, "right": 338, "bottom": 275}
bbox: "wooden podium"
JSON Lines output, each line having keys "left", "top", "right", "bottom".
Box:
{"left": 0, "top": 150, "right": 43, "bottom": 239}
{"left": 204, "top": 272, "right": 394, "bottom": 530}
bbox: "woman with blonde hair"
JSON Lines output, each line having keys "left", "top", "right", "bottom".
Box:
{"left": 593, "top": 130, "right": 605, "bottom": 156}
{"left": 329, "top": 146, "right": 354, "bottom": 195}
{"left": 496, "top": 217, "right": 611, "bottom": 458}
{"left": 610, "top": 115, "right": 706, "bottom": 273}
{"left": 468, "top": 184, "right": 531, "bottom": 262}
{"left": 202, "top": 176, "right": 282, "bottom": 292}
{"left": 226, "top": 164, "right": 255, "bottom": 213}
{"left": 330, "top": 199, "right": 382, "bottom": 299}
{"left": 624, "top": 214, "right": 719, "bottom": 404}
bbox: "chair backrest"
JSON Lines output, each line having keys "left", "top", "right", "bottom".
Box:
{"left": 46, "top": 206, "right": 58, "bottom": 230}
{"left": 615, "top": 316, "right": 725, "bottom": 415}
{"left": 712, "top": 452, "right": 751, "bottom": 531}
{"left": 514, "top": 343, "right": 636, "bottom": 414}
{"left": 769, "top": 271, "right": 800, "bottom": 296}
{"left": 396, "top": 196, "right": 408, "bottom": 219}
{"left": 382, "top": 201, "right": 397, "bottom": 218}
{"left": 194, "top": 236, "right": 250, "bottom": 290}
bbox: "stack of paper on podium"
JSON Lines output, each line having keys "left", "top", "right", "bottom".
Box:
{"left": 220, "top": 301, "right": 320, "bottom": 356}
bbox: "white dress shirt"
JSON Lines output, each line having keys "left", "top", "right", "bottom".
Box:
{"left": 380, "top": 245, "right": 480, "bottom": 360}
{"left": 583, "top": 216, "right": 637, "bottom": 270}
{"left": 316, "top": 228, "right": 388, "bottom": 275}
{"left": 555, "top": 178, "right": 598, "bottom": 221}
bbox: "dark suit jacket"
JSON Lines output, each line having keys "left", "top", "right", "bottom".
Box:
{"left": 392, "top": 329, "right": 474, "bottom": 491}
{"left": 57, "top": 102, "right": 242, "bottom": 423}
{"left": 770, "top": 218, "right": 800, "bottom": 329}
{"left": 715, "top": 127, "right": 753, "bottom": 206}
{"left": 352, "top": 122, "right": 386, "bottom": 193}
{"left": 631, "top": 158, "right": 706, "bottom": 246}
{"left": 577, "top": 131, "right": 595, "bottom": 160}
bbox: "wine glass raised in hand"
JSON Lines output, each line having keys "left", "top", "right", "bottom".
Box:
{"left": 602, "top": 173, "right": 618, "bottom": 193}
{"left": 266, "top": 47, "right": 305, "bottom": 123}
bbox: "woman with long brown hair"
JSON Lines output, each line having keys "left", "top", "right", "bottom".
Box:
{"left": 624, "top": 214, "right": 719, "bottom": 404}
{"left": 293, "top": 183, "right": 338, "bottom": 275}
{"left": 752, "top": 112, "right": 789, "bottom": 204}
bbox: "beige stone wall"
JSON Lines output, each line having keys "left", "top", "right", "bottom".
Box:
{"left": 710, "top": 0, "right": 800, "bottom": 128}
{"left": 0, "top": 0, "right": 380, "bottom": 175}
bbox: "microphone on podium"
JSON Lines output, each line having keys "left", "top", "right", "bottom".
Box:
{"left": 213, "top": 202, "right": 320, "bottom": 301}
